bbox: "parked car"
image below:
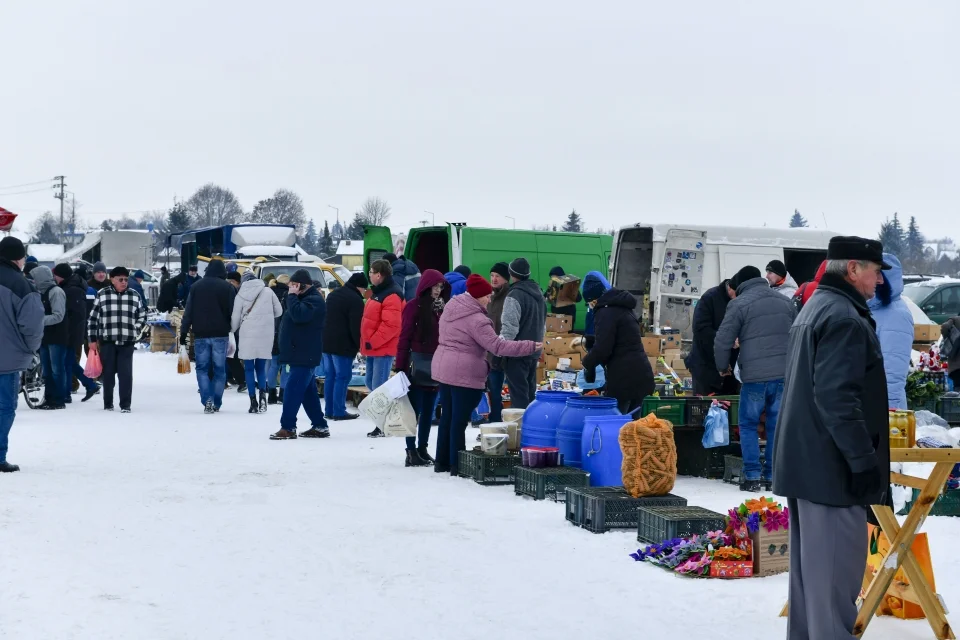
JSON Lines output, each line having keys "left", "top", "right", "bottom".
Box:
{"left": 903, "top": 278, "right": 960, "bottom": 324}
{"left": 250, "top": 261, "right": 352, "bottom": 297}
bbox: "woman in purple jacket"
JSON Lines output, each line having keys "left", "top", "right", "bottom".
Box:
{"left": 432, "top": 275, "right": 541, "bottom": 474}
{"left": 395, "top": 269, "right": 450, "bottom": 468}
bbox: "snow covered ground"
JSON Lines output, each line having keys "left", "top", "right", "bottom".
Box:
{"left": 3, "top": 351, "right": 959, "bottom": 639}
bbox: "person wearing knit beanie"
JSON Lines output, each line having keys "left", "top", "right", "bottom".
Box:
{"left": 764, "top": 259, "right": 799, "bottom": 298}
{"left": 508, "top": 257, "right": 531, "bottom": 281}
{"left": 731, "top": 265, "right": 762, "bottom": 292}
{"left": 490, "top": 262, "right": 509, "bottom": 282}
{"left": 289, "top": 269, "right": 314, "bottom": 288}
{"left": 52, "top": 263, "right": 74, "bottom": 281}
{"left": 582, "top": 278, "right": 607, "bottom": 304}
{"left": 383, "top": 253, "right": 398, "bottom": 264}
{"left": 465, "top": 274, "right": 493, "bottom": 300}
{"left": 0, "top": 236, "right": 27, "bottom": 264}
{"left": 765, "top": 260, "right": 787, "bottom": 280}
{"left": 227, "top": 271, "right": 243, "bottom": 286}
{"left": 93, "top": 262, "right": 107, "bottom": 275}
{"left": 454, "top": 265, "right": 472, "bottom": 278}
{"left": 347, "top": 272, "right": 368, "bottom": 289}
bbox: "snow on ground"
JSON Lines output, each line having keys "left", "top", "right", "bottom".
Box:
{"left": 3, "top": 352, "right": 959, "bottom": 639}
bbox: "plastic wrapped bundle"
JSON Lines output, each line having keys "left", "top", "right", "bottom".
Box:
{"left": 619, "top": 413, "right": 677, "bottom": 498}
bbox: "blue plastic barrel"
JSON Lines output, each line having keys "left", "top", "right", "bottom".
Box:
{"left": 581, "top": 414, "right": 632, "bottom": 485}
{"left": 520, "top": 391, "right": 579, "bottom": 448}
{"left": 556, "top": 397, "right": 620, "bottom": 468}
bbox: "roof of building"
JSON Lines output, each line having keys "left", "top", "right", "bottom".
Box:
{"left": 336, "top": 240, "right": 364, "bottom": 256}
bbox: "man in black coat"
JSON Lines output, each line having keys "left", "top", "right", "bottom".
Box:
{"left": 53, "top": 264, "right": 100, "bottom": 402}
{"left": 322, "top": 273, "right": 367, "bottom": 420}
{"left": 157, "top": 272, "right": 186, "bottom": 313}
{"left": 581, "top": 284, "right": 655, "bottom": 414}
{"left": 179, "top": 259, "right": 236, "bottom": 413}
{"left": 773, "top": 236, "right": 891, "bottom": 639}
{"left": 686, "top": 279, "right": 739, "bottom": 396}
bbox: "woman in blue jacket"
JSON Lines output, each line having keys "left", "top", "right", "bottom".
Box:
{"left": 868, "top": 253, "right": 913, "bottom": 410}
{"left": 580, "top": 271, "right": 610, "bottom": 350}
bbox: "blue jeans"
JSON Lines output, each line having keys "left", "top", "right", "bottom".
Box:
{"left": 267, "top": 355, "right": 280, "bottom": 390}
{"left": 195, "top": 337, "right": 228, "bottom": 408}
{"left": 40, "top": 344, "right": 68, "bottom": 406}
{"left": 407, "top": 386, "right": 438, "bottom": 450}
{"left": 0, "top": 372, "right": 18, "bottom": 463}
{"left": 365, "top": 355, "right": 394, "bottom": 392}
{"left": 63, "top": 347, "right": 97, "bottom": 402}
{"left": 435, "top": 383, "right": 484, "bottom": 473}
{"left": 280, "top": 365, "right": 327, "bottom": 431}
{"left": 487, "top": 368, "right": 505, "bottom": 423}
{"left": 739, "top": 380, "right": 783, "bottom": 481}
{"left": 243, "top": 359, "right": 268, "bottom": 397}
{"left": 323, "top": 353, "right": 354, "bottom": 418}
{"left": 314, "top": 357, "right": 325, "bottom": 380}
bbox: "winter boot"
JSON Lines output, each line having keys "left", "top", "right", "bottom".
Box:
{"left": 204, "top": 399, "right": 216, "bottom": 415}
{"left": 81, "top": 384, "right": 101, "bottom": 402}
{"left": 237, "top": 384, "right": 247, "bottom": 394}
{"left": 740, "top": 479, "right": 764, "bottom": 493}
{"left": 267, "top": 388, "right": 278, "bottom": 405}
{"left": 248, "top": 397, "right": 259, "bottom": 414}
{"left": 269, "top": 429, "right": 298, "bottom": 440}
{"left": 367, "top": 426, "right": 385, "bottom": 438}
{"left": 417, "top": 446, "right": 435, "bottom": 464}
{"left": 300, "top": 426, "right": 330, "bottom": 438}
{"left": 405, "top": 449, "right": 429, "bottom": 467}
{"left": 259, "top": 390, "right": 268, "bottom": 413}
{"left": 0, "top": 461, "right": 19, "bottom": 473}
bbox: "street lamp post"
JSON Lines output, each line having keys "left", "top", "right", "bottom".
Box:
{"left": 424, "top": 210, "right": 435, "bottom": 226}
{"left": 505, "top": 216, "right": 516, "bottom": 229}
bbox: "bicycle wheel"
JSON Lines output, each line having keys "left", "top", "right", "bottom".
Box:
{"left": 21, "top": 356, "right": 44, "bottom": 409}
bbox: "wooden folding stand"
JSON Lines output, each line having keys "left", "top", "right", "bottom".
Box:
{"left": 781, "top": 448, "right": 956, "bottom": 639}
{"left": 852, "top": 448, "right": 957, "bottom": 639}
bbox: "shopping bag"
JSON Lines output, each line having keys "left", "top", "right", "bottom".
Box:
{"left": 863, "top": 524, "right": 936, "bottom": 619}
{"left": 475, "top": 392, "right": 491, "bottom": 416}
{"left": 577, "top": 365, "right": 605, "bottom": 390}
{"left": 226, "top": 334, "right": 237, "bottom": 358}
{"left": 382, "top": 396, "right": 418, "bottom": 438}
{"left": 702, "top": 401, "right": 730, "bottom": 448}
{"left": 358, "top": 386, "right": 396, "bottom": 428}
{"left": 84, "top": 350, "right": 103, "bottom": 378}
{"left": 177, "top": 345, "right": 191, "bottom": 375}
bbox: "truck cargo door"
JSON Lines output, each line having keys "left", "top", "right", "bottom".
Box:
{"left": 657, "top": 229, "right": 707, "bottom": 338}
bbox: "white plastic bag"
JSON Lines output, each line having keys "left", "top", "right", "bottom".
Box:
{"left": 382, "top": 396, "right": 418, "bottom": 438}
{"left": 702, "top": 401, "right": 730, "bottom": 448}
{"left": 227, "top": 333, "right": 237, "bottom": 358}
{"left": 379, "top": 371, "right": 411, "bottom": 400}
{"left": 358, "top": 386, "right": 394, "bottom": 428}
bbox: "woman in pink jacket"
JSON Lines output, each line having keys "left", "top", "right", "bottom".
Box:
{"left": 432, "top": 274, "right": 541, "bottom": 474}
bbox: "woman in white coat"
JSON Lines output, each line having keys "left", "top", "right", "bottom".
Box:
{"left": 232, "top": 271, "right": 284, "bottom": 413}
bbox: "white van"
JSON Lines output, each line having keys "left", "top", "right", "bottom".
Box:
{"left": 611, "top": 223, "right": 837, "bottom": 339}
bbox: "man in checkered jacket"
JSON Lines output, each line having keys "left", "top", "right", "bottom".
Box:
{"left": 87, "top": 266, "right": 146, "bottom": 412}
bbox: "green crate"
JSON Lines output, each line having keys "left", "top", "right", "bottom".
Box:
{"left": 641, "top": 397, "right": 686, "bottom": 426}
{"left": 637, "top": 505, "right": 727, "bottom": 544}
{"left": 457, "top": 450, "right": 522, "bottom": 486}
{"left": 898, "top": 487, "right": 960, "bottom": 517}
{"left": 514, "top": 465, "right": 590, "bottom": 502}
{"left": 714, "top": 395, "right": 740, "bottom": 426}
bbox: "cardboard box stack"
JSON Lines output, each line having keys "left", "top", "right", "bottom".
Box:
{"left": 542, "top": 315, "right": 583, "bottom": 372}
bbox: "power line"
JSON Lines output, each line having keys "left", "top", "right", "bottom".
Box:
{"left": 0, "top": 187, "right": 54, "bottom": 197}
{"left": 0, "top": 179, "right": 54, "bottom": 191}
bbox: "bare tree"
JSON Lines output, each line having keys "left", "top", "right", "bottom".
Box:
{"left": 354, "top": 196, "right": 391, "bottom": 226}
{"left": 186, "top": 183, "right": 244, "bottom": 227}
{"left": 250, "top": 189, "right": 307, "bottom": 234}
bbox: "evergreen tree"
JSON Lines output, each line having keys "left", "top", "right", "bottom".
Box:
{"left": 878, "top": 213, "right": 905, "bottom": 256}
{"left": 31, "top": 220, "right": 59, "bottom": 244}
{"left": 319, "top": 221, "right": 334, "bottom": 257}
{"left": 562, "top": 209, "right": 583, "bottom": 233}
{"left": 167, "top": 202, "right": 192, "bottom": 234}
{"left": 301, "top": 219, "right": 318, "bottom": 254}
{"left": 904, "top": 216, "right": 926, "bottom": 272}
{"left": 789, "top": 209, "right": 808, "bottom": 228}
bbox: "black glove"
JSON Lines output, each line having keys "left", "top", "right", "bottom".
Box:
{"left": 365, "top": 342, "right": 373, "bottom": 351}
{"left": 584, "top": 367, "right": 596, "bottom": 384}
{"left": 850, "top": 466, "right": 883, "bottom": 500}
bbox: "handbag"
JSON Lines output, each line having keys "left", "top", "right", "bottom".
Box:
{"left": 409, "top": 351, "right": 435, "bottom": 386}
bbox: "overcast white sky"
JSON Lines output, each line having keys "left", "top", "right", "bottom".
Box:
{"left": 1, "top": 1, "right": 958, "bottom": 240}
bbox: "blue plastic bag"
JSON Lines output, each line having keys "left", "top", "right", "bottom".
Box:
{"left": 577, "top": 366, "right": 606, "bottom": 390}
{"left": 475, "top": 392, "right": 491, "bottom": 416}
{"left": 702, "top": 401, "right": 730, "bottom": 448}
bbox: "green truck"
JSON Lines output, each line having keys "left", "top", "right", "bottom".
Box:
{"left": 363, "top": 224, "right": 612, "bottom": 330}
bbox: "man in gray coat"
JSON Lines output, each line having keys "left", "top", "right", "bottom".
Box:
{"left": 714, "top": 265, "right": 797, "bottom": 492}
{"left": 500, "top": 257, "right": 546, "bottom": 409}
{"left": 773, "top": 237, "right": 890, "bottom": 639}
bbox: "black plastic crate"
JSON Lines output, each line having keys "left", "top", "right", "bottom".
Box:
{"left": 565, "top": 486, "right": 688, "bottom": 534}
{"left": 684, "top": 398, "right": 715, "bottom": 429}
{"left": 637, "top": 505, "right": 727, "bottom": 544}
{"left": 940, "top": 396, "right": 960, "bottom": 424}
{"left": 514, "top": 465, "right": 590, "bottom": 502}
{"left": 673, "top": 426, "right": 739, "bottom": 479}
{"left": 457, "top": 450, "right": 522, "bottom": 485}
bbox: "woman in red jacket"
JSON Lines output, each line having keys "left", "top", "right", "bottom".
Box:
{"left": 395, "top": 269, "right": 450, "bottom": 466}
{"left": 362, "top": 259, "right": 405, "bottom": 438}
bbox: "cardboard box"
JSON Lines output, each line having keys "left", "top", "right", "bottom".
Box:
{"left": 536, "top": 363, "right": 546, "bottom": 384}
{"left": 558, "top": 353, "right": 582, "bottom": 371}
{"left": 642, "top": 336, "right": 662, "bottom": 356}
{"left": 670, "top": 358, "right": 686, "bottom": 370}
{"left": 915, "top": 324, "right": 942, "bottom": 342}
{"left": 663, "top": 334, "right": 680, "bottom": 348}
{"left": 749, "top": 528, "right": 790, "bottom": 577}
{"left": 544, "top": 334, "right": 582, "bottom": 356}
{"left": 545, "top": 314, "right": 572, "bottom": 334}
{"left": 709, "top": 560, "right": 754, "bottom": 579}
{"left": 913, "top": 342, "right": 934, "bottom": 353}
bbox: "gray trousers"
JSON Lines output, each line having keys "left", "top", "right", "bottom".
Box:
{"left": 787, "top": 498, "right": 867, "bottom": 640}
{"left": 503, "top": 356, "right": 538, "bottom": 410}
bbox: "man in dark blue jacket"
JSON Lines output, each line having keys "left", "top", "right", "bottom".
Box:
{"left": 0, "top": 237, "right": 44, "bottom": 472}
{"left": 271, "top": 269, "right": 328, "bottom": 440}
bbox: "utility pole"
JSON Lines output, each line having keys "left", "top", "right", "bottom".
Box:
{"left": 505, "top": 216, "right": 516, "bottom": 230}
{"left": 53, "top": 175, "right": 66, "bottom": 244}
{"left": 424, "top": 210, "right": 436, "bottom": 226}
